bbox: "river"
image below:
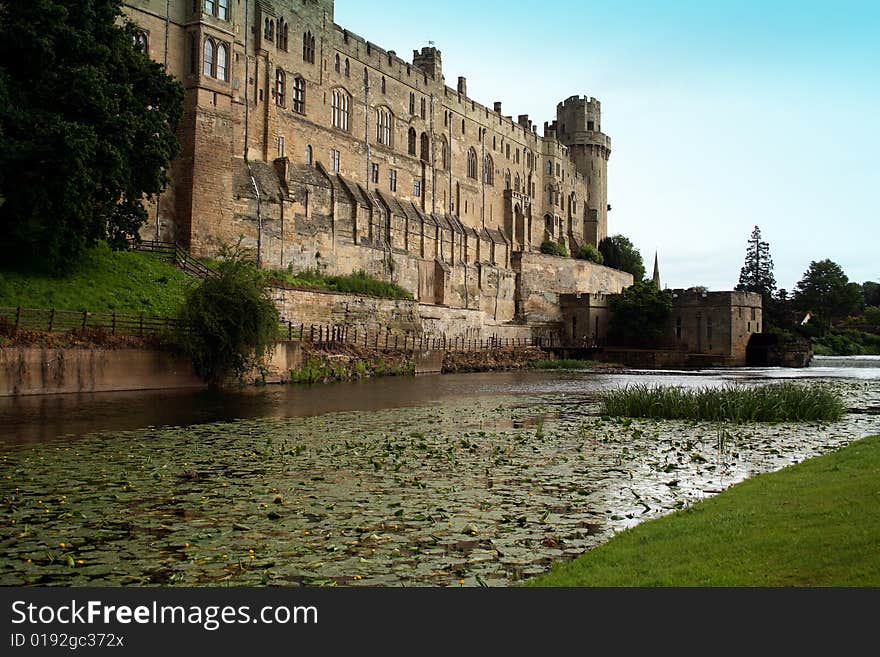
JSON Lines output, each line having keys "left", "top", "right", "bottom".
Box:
{"left": 1, "top": 356, "right": 878, "bottom": 586}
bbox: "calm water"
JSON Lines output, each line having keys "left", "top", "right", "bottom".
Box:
{"left": 1, "top": 357, "right": 878, "bottom": 586}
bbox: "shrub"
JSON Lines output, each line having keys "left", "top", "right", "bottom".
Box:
{"left": 599, "top": 383, "right": 845, "bottom": 422}
{"left": 608, "top": 280, "right": 673, "bottom": 342}
{"left": 540, "top": 241, "right": 569, "bottom": 258}
{"left": 265, "top": 267, "right": 412, "bottom": 300}
{"left": 177, "top": 245, "right": 280, "bottom": 383}
{"left": 575, "top": 244, "right": 604, "bottom": 264}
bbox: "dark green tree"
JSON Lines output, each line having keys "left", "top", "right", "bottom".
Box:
{"left": 177, "top": 245, "right": 281, "bottom": 384}
{"left": 599, "top": 235, "right": 646, "bottom": 281}
{"left": 793, "top": 259, "right": 863, "bottom": 326}
{"left": 0, "top": 0, "right": 183, "bottom": 271}
{"left": 863, "top": 281, "right": 880, "bottom": 308}
{"left": 735, "top": 226, "right": 776, "bottom": 298}
{"left": 608, "top": 280, "right": 673, "bottom": 343}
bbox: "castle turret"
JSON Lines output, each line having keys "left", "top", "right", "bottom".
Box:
{"left": 556, "top": 95, "right": 611, "bottom": 246}
{"left": 413, "top": 46, "right": 442, "bottom": 79}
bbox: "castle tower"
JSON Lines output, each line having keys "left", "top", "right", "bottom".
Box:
{"left": 555, "top": 95, "right": 611, "bottom": 247}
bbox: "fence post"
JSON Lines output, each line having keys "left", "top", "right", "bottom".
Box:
{"left": 81, "top": 310, "right": 88, "bottom": 331}
{"left": 48, "top": 308, "right": 56, "bottom": 332}
{"left": 14, "top": 306, "right": 21, "bottom": 331}
{"left": 310, "top": 325, "right": 315, "bottom": 342}
{"left": 112, "top": 312, "right": 116, "bottom": 335}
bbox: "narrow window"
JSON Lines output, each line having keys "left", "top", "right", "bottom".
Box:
{"left": 216, "top": 43, "right": 228, "bottom": 81}
{"left": 461, "top": 118, "right": 465, "bottom": 134}
{"left": 277, "top": 135, "right": 285, "bottom": 159}
{"left": 389, "top": 169, "right": 397, "bottom": 192}
{"left": 413, "top": 179, "right": 421, "bottom": 197}
{"left": 218, "top": 0, "right": 229, "bottom": 20}
{"left": 292, "top": 77, "right": 305, "bottom": 113}
{"left": 409, "top": 92, "right": 415, "bottom": 115}
{"left": 203, "top": 38, "right": 215, "bottom": 77}
{"left": 302, "top": 31, "right": 315, "bottom": 63}
{"left": 376, "top": 108, "right": 392, "bottom": 146}
{"left": 408, "top": 127, "right": 416, "bottom": 156}
{"left": 420, "top": 132, "right": 429, "bottom": 162}
{"left": 546, "top": 160, "right": 553, "bottom": 175}
{"left": 344, "top": 58, "right": 350, "bottom": 77}
{"left": 420, "top": 97, "right": 426, "bottom": 120}
{"left": 587, "top": 120, "right": 594, "bottom": 131}
{"left": 305, "top": 145, "right": 313, "bottom": 165}
{"left": 483, "top": 155, "right": 494, "bottom": 185}
{"left": 371, "top": 163, "right": 379, "bottom": 184}
{"left": 334, "top": 54, "right": 340, "bottom": 73}
{"left": 134, "top": 31, "right": 148, "bottom": 54}
{"left": 330, "top": 148, "right": 340, "bottom": 173}
{"left": 331, "top": 89, "right": 350, "bottom": 131}
{"left": 381, "top": 76, "right": 386, "bottom": 94}
{"left": 467, "top": 148, "right": 477, "bottom": 179}
{"left": 275, "top": 69, "right": 285, "bottom": 106}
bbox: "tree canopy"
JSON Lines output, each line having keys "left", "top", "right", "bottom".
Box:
{"left": 0, "top": 0, "right": 183, "bottom": 271}
{"left": 793, "top": 259, "right": 863, "bottom": 325}
{"left": 608, "top": 280, "right": 673, "bottom": 343}
{"left": 599, "top": 235, "right": 645, "bottom": 281}
{"left": 735, "top": 225, "right": 776, "bottom": 298}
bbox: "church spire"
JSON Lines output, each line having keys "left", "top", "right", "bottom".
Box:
{"left": 652, "top": 251, "right": 660, "bottom": 288}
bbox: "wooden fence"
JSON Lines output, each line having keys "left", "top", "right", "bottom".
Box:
{"left": 130, "top": 239, "right": 217, "bottom": 280}
{"left": 0, "top": 306, "right": 188, "bottom": 337}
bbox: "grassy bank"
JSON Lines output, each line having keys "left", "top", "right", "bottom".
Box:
{"left": 266, "top": 268, "right": 413, "bottom": 300}
{"left": 0, "top": 244, "right": 194, "bottom": 315}
{"left": 527, "top": 435, "right": 880, "bottom": 586}
{"left": 600, "top": 382, "right": 845, "bottom": 422}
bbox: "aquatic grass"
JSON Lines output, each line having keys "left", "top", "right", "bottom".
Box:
{"left": 599, "top": 383, "right": 845, "bottom": 422}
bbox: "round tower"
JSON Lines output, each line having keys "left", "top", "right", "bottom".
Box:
{"left": 556, "top": 95, "right": 611, "bottom": 246}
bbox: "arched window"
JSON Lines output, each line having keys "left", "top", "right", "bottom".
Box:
{"left": 202, "top": 38, "right": 214, "bottom": 77}
{"left": 275, "top": 69, "right": 285, "bottom": 106}
{"left": 467, "top": 148, "right": 477, "bottom": 179}
{"left": 546, "top": 160, "right": 553, "bottom": 175}
{"left": 216, "top": 43, "right": 228, "bottom": 81}
{"left": 483, "top": 154, "right": 494, "bottom": 185}
{"left": 334, "top": 54, "right": 340, "bottom": 73}
{"left": 409, "top": 92, "right": 415, "bottom": 115}
{"left": 134, "top": 31, "right": 148, "bottom": 53}
{"left": 331, "top": 88, "right": 350, "bottom": 131}
{"left": 302, "top": 31, "right": 315, "bottom": 63}
{"left": 277, "top": 18, "right": 288, "bottom": 50}
{"left": 420, "top": 132, "right": 429, "bottom": 162}
{"left": 407, "top": 127, "right": 417, "bottom": 156}
{"left": 439, "top": 137, "right": 448, "bottom": 169}
{"left": 305, "top": 145, "right": 313, "bottom": 166}
{"left": 292, "top": 77, "right": 305, "bottom": 113}
{"left": 420, "top": 97, "right": 426, "bottom": 120}
{"left": 514, "top": 173, "right": 521, "bottom": 193}
{"left": 381, "top": 76, "right": 386, "bottom": 94}
{"left": 344, "top": 58, "right": 350, "bottom": 77}
{"left": 505, "top": 170, "right": 511, "bottom": 190}
{"left": 376, "top": 108, "right": 393, "bottom": 146}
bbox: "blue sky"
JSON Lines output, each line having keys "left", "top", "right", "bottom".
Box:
{"left": 336, "top": 0, "right": 879, "bottom": 292}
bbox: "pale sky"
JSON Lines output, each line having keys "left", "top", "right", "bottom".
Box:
{"left": 336, "top": 0, "right": 879, "bottom": 292}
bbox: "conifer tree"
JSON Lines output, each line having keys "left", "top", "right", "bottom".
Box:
{"left": 736, "top": 226, "right": 776, "bottom": 298}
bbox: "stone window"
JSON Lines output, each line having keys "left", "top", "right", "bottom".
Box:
{"left": 371, "top": 163, "right": 379, "bottom": 184}
{"left": 483, "top": 155, "right": 494, "bottom": 185}
{"left": 420, "top": 132, "right": 429, "bottom": 162}
{"left": 202, "top": 38, "right": 215, "bottom": 77}
{"left": 205, "top": 0, "right": 215, "bottom": 15}
{"left": 467, "top": 148, "right": 477, "bottom": 179}
{"left": 376, "top": 108, "right": 393, "bottom": 146}
{"left": 413, "top": 179, "right": 421, "bottom": 197}
{"left": 546, "top": 160, "right": 553, "bottom": 176}
{"left": 331, "top": 89, "right": 350, "bottom": 131}
{"left": 514, "top": 173, "right": 520, "bottom": 192}
{"left": 409, "top": 92, "right": 415, "bottom": 115}
{"left": 305, "top": 145, "right": 313, "bottom": 166}
{"left": 461, "top": 119, "right": 465, "bottom": 135}
{"left": 420, "top": 97, "right": 426, "bottom": 120}
{"left": 278, "top": 18, "right": 289, "bottom": 50}
{"left": 134, "top": 31, "right": 148, "bottom": 54}
{"left": 302, "top": 31, "right": 315, "bottom": 64}
{"left": 587, "top": 120, "right": 594, "bottom": 131}
{"left": 334, "top": 54, "right": 340, "bottom": 73}
{"left": 264, "top": 19, "right": 274, "bottom": 43}
{"left": 439, "top": 137, "right": 448, "bottom": 169}
{"left": 218, "top": 0, "right": 229, "bottom": 20}
{"left": 389, "top": 169, "right": 397, "bottom": 192}
{"left": 330, "top": 148, "right": 340, "bottom": 173}
{"left": 344, "top": 58, "right": 350, "bottom": 77}
{"left": 292, "top": 77, "right": 305, "bottom": 113}
{"left": 216, "top": 43, "right": 228, "bottom": 81}
{"left": 275, "top": 69, "right": 285, "bottom": 107}
{"left": 556, "top": 163, "right": 561, "bottom": 176}
{"left": 381, "top": 76, "right": 386, "bottom": 94}
{"left": 277, "top": 135, "right": 285, "bottom": 159}
{"left": 505, "top": 170, "right": 511, "bottom": 190}
{"left": 407, "top": 127, "right": 417, "bottom": 156}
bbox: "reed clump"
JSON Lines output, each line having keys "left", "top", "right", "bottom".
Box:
{"left": 599, "top": 383, "right": 845, "bottom": 422}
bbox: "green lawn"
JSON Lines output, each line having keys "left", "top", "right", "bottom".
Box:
{"left": 527, "top": 435, "right": 880, "bottom": 586}
{"left": 0, "top": 244, "right": 195, "bottom": 316}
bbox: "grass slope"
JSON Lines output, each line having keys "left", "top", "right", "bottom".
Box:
{"left": 0, "top": 244, "right": 195, "bottom": 316}
{"left": 527, "top": 435, "right": 880, "bottom": 586}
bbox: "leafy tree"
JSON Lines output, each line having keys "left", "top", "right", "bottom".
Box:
{"left": 540, "top": 240, "right": 569, "bottom": 257}
{"left": 575, "top": 244, "right": 603, "bottom": 264}
{"left": 608, "top": 280, "right": 673, "bottom": 342}
{"left": 793, "top": 259, "right": 863, "bottom": 326}
{"left": 735, "top": 226, "right": 776, "bottom": 298}
{"left": 177, "top": 245, "right": 281, "bottom": 384}
{"left": 599, "top": 235, "right": 645, "bottom": 281}
{"left": 0, "top": 0, "right": 183, "bottom": 271}
{"left": 863, "top": 281, "right": 880, "bottom": 308}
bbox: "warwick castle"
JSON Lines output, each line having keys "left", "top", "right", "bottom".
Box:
{"left": 121, "top": 0, "right": 771, "bottom": 363}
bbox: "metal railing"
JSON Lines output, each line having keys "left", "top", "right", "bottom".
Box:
{"left": 130, "top": 239, "right": 217, "bottom": 280}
